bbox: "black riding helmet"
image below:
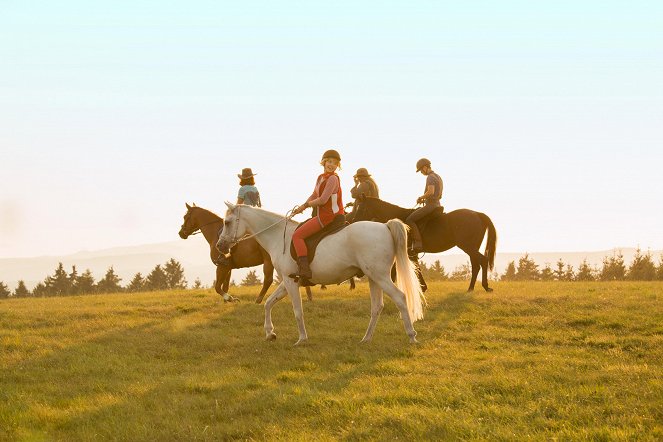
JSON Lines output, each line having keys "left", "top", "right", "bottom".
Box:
{"left": 416, "top": 158, "right": 431, "bottom": 172}
{"left": 321, "top": 149, "right": 341, "bottom": 161}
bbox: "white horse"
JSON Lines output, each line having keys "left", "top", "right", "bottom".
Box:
{"left": 216, "top": 203, "right": 425, "bottom": 345}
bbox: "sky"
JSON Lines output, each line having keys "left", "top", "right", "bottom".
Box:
{"left": 1, "top": 1, "right": 662, "bottom": 258}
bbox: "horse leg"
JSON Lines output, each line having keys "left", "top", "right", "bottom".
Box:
{"left": 255, "top": 259, "right": 274, "bottom": 304}
{"left": 215, "top": 266, "right": 236, "bottom": 302}
{"left": 374, "top": 275, "right": 418, "bottom": 344}
{"left": 467, "top": 252, "right": 481, "bottom": 292}
{"left": 360, "top": 278, "right": 384, "bottom": 343}
{"left": 305, "top": 286, "right": 313, "bottom": 301}
{"left": 411, "top": 258, "right": 428, "bottom": 293}
{"left": 284, "top": 279, "right": 308, "bottom": 346}
{"left": 264, "top": 282, "right": 288, "bottom": 340}
{"left": 350, "top": 277, "right": 356, "bottom": 290}
{"left": 480, "top": 253, "right": 493, "bottom": 292}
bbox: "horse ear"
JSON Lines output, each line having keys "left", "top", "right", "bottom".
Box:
{"left": 224, "top": 201, "right": 235, "bottom": 210}
{"left": 192, "top": 202, "right": 197, "bottom": 207}
{"left": 186, "top": 203, "right": 191, "bottom": 209}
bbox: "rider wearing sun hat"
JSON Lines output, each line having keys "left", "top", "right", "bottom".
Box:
{"left": 347, "top": 167, "right": 380, "bottom": 222}
{"left": 291, "top": 149, "right": 345, "bottom": 285}
{"left": 406, "top": 158, "right": 443, "bottom": 253}
{"left": 216, "top": 167, "right": 262, "bottom": 266}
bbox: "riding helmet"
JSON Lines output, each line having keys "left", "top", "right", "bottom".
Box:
{"left": 321, "top": 149, "right": 341, "bottom": 162}
{"left": 416, "top": 158, "right": 431, "bottom": 172}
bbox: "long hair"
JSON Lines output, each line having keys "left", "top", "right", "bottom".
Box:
{"left": 364, "top": 176, "right": 380, "bottom": 198}
{"left": 320, "top": 158, "right": 342, "bottom": 170}
{"left": 239, "top": 177, "right": 255, "bottom": 186}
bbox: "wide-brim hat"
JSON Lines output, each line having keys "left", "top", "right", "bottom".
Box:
{"left": 354, "top": 168, "right": 371, "bottom": 178}
{"left": 237, "top": 168, "right": 257, "bottom": 179}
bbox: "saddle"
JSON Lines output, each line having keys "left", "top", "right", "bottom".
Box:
{"left": 407, "top": 206, "right": 445, "bottom": 255}
{"left": 290, "top": 214, "right": 348, "bottom": 263}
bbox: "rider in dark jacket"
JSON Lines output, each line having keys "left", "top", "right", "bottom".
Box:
{"left": 406, "top": 158, "right": 443, "bottom": 253}
{"left": 347, "top": 168, "right": 379, "bottom": 222}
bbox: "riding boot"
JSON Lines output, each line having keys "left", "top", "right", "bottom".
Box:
{"left": 296, "top": 256, "right": 315, "bottom": 287}
{"left": 215, "top": 254, "right": 232, "bottom": 267}
{"left": 407, "top": 222, "right": 424, "bottom": 254}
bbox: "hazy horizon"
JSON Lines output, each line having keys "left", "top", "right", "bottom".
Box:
{"left": 2, "top": 1, "right": 662, "bottom": 258}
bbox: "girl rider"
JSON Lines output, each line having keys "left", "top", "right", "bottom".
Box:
{"left": 291, "top": 149, "right": 345, "bottom": 285}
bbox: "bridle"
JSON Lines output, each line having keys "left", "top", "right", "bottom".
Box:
{"left": 183, "top": 219, "right": 222, "bottom": 237}
{"left": 221, "top": 205, "right": 297, "bottom": 254}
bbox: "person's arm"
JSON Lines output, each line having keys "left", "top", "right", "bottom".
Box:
{"left": 308, "top": 175, "right": 339, "bottom": 207}
{"left": 293, "top": 180, "right": 320, "bottom": 215}
{"left": 237, "top": 197, "right": 244, "bottom": 204}
{"left": 237, "top": 188, "right": 245, "bottom": 205}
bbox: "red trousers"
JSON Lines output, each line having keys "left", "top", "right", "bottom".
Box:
{"left": 292, "top": 217, "right": 322, "bottom": 257}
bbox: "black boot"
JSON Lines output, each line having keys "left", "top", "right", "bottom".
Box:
{"left": 297, "top": 256, "right": 315, "bottom": 287}
{"left": 407, "top": 222, "right": 424, "bottom": 254}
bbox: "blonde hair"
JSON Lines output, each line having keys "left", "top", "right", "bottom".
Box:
{"left": 320, "top": 157, "right": 341, "bottom": 170}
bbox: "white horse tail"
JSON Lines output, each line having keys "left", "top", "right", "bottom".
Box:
{"left": 386, "top": 219, "right": 426, "bottom": 322}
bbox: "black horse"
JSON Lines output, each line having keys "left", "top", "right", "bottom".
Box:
{"left": 353, "top": 195, "right": 497, "bottom": 292}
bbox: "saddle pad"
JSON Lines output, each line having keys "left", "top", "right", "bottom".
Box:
{"left": 290, "top": 214, "right": 348, "bottom": 263}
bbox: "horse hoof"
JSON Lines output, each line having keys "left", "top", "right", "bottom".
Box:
{"left": 360, "top": 338, "right": 371, "bottom": 344}
{"left": 293, "top": 338, "right": 308, "bottom": 346}
{"left": 266, "top": 333, "right": 277, "bottom": 341}
{"left": 255, "top": 296, "right": 264, "bottom": 304}
{"left": 485, "top": 287, "right": 494, "bottom": 293}
{"left": 409, "top": 337, "right": 419, "bottom": 344}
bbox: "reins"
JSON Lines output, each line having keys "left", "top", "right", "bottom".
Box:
{"left": 222, "top": 206, "right": 299, "bottom": 255}
{"left": 187, "top": 219, "right": 222, "bottom": 236}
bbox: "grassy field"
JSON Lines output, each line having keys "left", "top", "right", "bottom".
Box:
{"left": 1, "top": 281, "right": 662, "bottom": 441}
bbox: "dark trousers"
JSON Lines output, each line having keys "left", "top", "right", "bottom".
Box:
{"left": 406, "top": 203, "right": 439, "bottom": 225}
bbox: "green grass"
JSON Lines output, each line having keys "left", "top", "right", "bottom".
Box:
{"left": 1, "top": 282, "right": 662, "bottom": 441}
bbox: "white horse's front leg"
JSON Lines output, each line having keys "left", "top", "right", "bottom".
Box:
{"left": 284, "top": 279, "right": 308, "bottom": 346}
{"left": 264, "top": 282, "right": 287, "bottom": 340}
{"left": 361, "top": 278, "right": 384, "bottom": 343}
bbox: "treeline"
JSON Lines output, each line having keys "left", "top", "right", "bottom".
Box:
{"left": 501, "top": 249, "right": 663, "bottom": 281}
{"left": 0, "top": 259, "right": 198, "bottom": 299}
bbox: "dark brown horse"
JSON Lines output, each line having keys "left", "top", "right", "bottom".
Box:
{"left": 353, "top": 196, "right": 497, "bottom": 292}
{"left": 179, "top": 203, "right": 312, "bottom": 303}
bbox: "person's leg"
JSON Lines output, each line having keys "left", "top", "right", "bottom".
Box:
{"left": 291, "top": 218, "right": 323, "bottom": 284}
{"left": 405, "top": 205, "right": 436, "bottom": 253}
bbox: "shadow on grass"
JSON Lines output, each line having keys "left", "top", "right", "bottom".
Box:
{"left": 2, "top": 292, "right": 438, "bottom": 440}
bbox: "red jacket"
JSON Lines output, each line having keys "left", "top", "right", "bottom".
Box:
{"left": 306, "top": 172, "right": 344, "bottom": 226}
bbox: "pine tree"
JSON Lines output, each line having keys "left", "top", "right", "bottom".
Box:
{"left": 502, "top": 261, "right": 517, "bottom": 281}
{"left": 554, "top": 259, "right": 566, "bottom": 281}
{"left": 241, "top": 270, "right": 262, "bottom": 286}
{"left": 193, "top": 278, "right": 203, "bottom": 289}
{"left": 68, "top": 265, "right": 79, "bottom": 295}
{"left": 449, "top": 263, "right": 471, "bottom": 281}
{"left": 32, "top": 282, "right": 47, "bottom": 297}
{"left": 96, "top": 266, "right": 123, "bottom": 293}
{"left": 164, "top": 258, "right": 187, "bottom": 289}
{"left": 75, "top": 269, "right": 96, "bottom": 295}
{"left": 515, "top": 254, "right": 540, "bottom": 281}
{"left": 13, "top": 281, "right": 30, "bottom": 297}
{"left": 540, "top": 264, "right": 555, "bottom": 281}
{"left": 627, "top": 248, "right": 657, "bottom": 281}
{"left": 145, "top": 265, "right": 168, "bottom": 291}
{"left": 46, "top": 262, "right": 72, "bottom": 296}
{"left": 0, "top": 282, "right": 10, "bottom": 298}
{"left": 576, "top": 259, "right": 596, "bottom": 281}
{"left": 563, "top": 264, "right": 575, "bottom": 282}
{"left": 657, "top": 255, "right": 663, "bottom": 281}
{"left": 600, "top": 252, "right": 626, "bottom": 281}
{"left": 127, "top": 273, "right": 145, "bottom": 292}
{"left": 430, "top": 260, "right": 448, "bottom": 281}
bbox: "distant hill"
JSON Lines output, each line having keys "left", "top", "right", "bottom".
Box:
{"left": 1, "top": 240, "right": 660, "bottom": 291}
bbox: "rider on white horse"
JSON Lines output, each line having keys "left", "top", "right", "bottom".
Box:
{"left": 290, "top": 149, "right": 345, "bottom": 286}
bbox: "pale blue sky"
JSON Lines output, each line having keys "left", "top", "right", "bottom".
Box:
{"left": 1, "top": 1, "right": 662, "bottom": 257}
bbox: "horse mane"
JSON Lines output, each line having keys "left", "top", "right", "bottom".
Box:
{"left": 236, "top": 205, "right": 299, "bottom": 227}
{"left": 192, "top": 206, "right": 223, "bottom": 221}
{"left": 364, "top": 196, "right": 404, "bottom": 211}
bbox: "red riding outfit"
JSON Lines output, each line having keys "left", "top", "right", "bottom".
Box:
{"left": 292, "top": 172, "right": 345, "bottom": 256}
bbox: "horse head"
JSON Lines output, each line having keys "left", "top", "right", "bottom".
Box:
{"left": 179, "top": 202, "right": 199, "bottom": 239}
{"left": 351, "top": 193, "right": 372, "bottom": 222}
{"left": 216, "top": 202, "right": 246, "bottom": 254}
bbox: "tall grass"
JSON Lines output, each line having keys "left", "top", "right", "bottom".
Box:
{"left": 1, "top": 282, "right": 661, "bottom": 440}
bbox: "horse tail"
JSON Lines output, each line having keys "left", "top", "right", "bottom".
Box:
{"left": 386, "top": 219, "right": 426, "bottom": 322}
{"left": 477, "top": 213, "right": 497, "bottom": 271}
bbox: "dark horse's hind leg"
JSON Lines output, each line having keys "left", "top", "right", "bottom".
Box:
{"left": 216, "top": 265, "right": 239, "bottom": 302}
{"left": 462, "top": 249, "right": 493, "bottom": 292}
